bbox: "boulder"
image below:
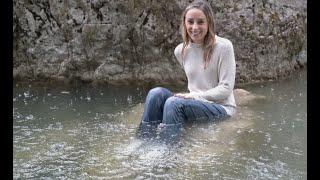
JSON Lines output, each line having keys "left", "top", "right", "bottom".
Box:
{"left": 13, "top": 0, "right": 306, "bottom": 85}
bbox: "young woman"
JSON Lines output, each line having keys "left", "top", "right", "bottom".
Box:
{"left": 137, "top": 0, "right": 236, "bottom": 142}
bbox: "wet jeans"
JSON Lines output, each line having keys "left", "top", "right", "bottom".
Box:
{"left": 137, "top": 87, "right": 228, "bottom": 143}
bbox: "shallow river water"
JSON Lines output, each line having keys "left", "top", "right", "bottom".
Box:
{"left": 13, "top": 69, "right": 307, "bottom": 179}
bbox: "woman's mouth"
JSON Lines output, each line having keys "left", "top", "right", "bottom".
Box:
{"left": 191, "top": 32, "right": 201, "bottom": 37}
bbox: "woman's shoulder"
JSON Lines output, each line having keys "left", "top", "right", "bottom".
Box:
{"left": 174, "top": 43, "right": 184, "bottom": 55}
{"left": 175, "top": 43, "right": 184, "bottom": 50}
{"left": 215, "top": 35, "right": 233, "bottom": 48}
{"left": 174, "top": 43, "right": 184, "bottom": 64}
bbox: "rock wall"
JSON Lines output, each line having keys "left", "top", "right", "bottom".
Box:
{"left": 13, "top": 0, "right": 307, "bottom": 85}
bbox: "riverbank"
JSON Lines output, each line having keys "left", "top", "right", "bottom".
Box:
{"left": 13, "top": 66, "right": 307, "bottom": 89}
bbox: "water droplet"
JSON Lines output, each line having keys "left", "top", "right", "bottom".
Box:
{"left": 26, "top": 114, "right": 34, "bottom": 120}
{"left": 127, "top": 95, "right": 132, "bottom": 105}
{"left": 94, "top": 113, "right": 100, "bottom": 120}
{"left": 263, "top": 167, "right": 268, "bottom": 173}
{"left": 24, "top": 91, "right": 31, "bottom": 98}
{"left": 50, "top": 106, "right": 59, "bottom": 110}
{"left": 61, "top": 91, "right": 70, "bottom": 94}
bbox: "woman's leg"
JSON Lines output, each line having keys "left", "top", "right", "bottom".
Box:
{"left": 158, "top": 96, "right": 228, "bottom": 142}
{"left": 137, "top": 87, "right": 173, "bottom": 138}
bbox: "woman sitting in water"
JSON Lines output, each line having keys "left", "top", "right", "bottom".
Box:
{"left": 137, "top": 0, "right": 236, "bottom": 142}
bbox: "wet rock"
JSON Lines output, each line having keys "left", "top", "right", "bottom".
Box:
{"left": 234, "top": 88, "right": 266, "bottom": 106}
{"left": 13, "top": 0, "right": 306, "bottom": 85}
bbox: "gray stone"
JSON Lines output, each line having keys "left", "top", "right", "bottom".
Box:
{"left": 13, "top": 0, "right": 307, "bottom": 85}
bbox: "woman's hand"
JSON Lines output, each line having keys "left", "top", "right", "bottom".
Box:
{"left": 174, "top": 93, "right": 194, "bottom": 99}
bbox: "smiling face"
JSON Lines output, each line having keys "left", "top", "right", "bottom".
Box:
{"left": 184, "top": 8, "right": 208, "bottom": 44}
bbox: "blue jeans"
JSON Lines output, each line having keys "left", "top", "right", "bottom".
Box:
{"left": 137, "top": 87, "right": 228, "bottom": 142}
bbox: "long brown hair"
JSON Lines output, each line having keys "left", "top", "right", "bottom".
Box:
{"left": 180, "top": 0, "right": 216, "bottom": 69}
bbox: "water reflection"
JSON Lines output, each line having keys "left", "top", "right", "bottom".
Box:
{"left": 13, "top": 70, "right": 307, "bottom": 179}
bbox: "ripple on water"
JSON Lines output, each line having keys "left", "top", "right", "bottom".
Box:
{"left": 15, "top": 161, "right": 43, "bottom": 179}
{"left": 246, "top": 158, "right": 305, "bottom": 179}
{"left": 13, "top": 72, "right": 307, "bottom": 179}
{"left": 112, "top": 139, "right": 181, "bottom": 178}
{"left": 46, "top": 122, "right": 63, "bottom": 130}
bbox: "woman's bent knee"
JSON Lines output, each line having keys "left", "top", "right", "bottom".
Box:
{"left": 163, "top": 97, "right": 186, "bottom": 125}
{"left": 148, "top": 87, "right": 169, "bottom": 96}
{"left": 164, "top": 96, "right": 184, "bottom": 109}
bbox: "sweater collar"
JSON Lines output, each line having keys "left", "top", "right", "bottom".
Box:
{"left": 188, "top": 35, "right": 219, "bottom": 48}
{"left": 189, "top": 41, "right": 203, "bottom": 48}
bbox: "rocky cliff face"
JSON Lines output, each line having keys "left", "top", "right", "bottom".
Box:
{"left": 13, "top": 0, "right": 307, "bottom": 85}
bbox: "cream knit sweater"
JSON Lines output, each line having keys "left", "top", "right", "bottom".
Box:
{"left": 174, "top": 35, "right": 236, "bottom": 116}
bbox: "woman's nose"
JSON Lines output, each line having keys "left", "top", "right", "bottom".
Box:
{"left": 192, "top": 24, "right": 199, "bottom": 29}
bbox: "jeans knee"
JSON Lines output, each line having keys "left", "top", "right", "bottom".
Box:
{"left": 146, "top": 87, "right": 171, "bottom": 101}
{"left": 162, "top": 97, "right": 185, "bottom": 125}
{"left": 148, "top": 87, "right": 167, "bottom": 96}
{"left": 164, "top": 96, "right": 182, "bottom": 110}
{"left": 163, "top": 97, "right": 184, "bottom": 122}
